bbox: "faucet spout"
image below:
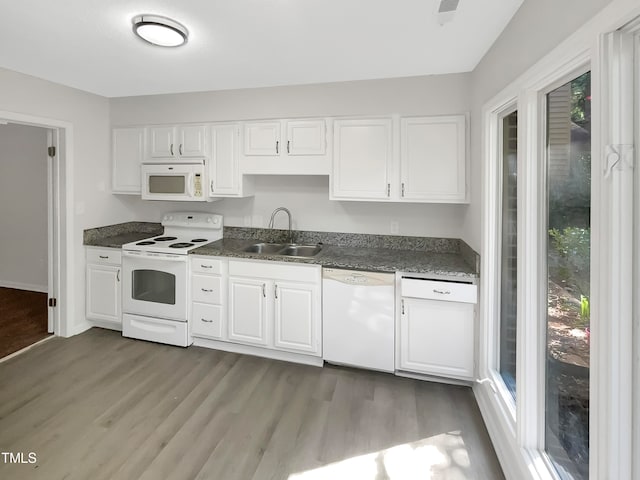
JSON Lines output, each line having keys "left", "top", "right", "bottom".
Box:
{"left": 268, "top": 207, "right": 293, "bottom": 243}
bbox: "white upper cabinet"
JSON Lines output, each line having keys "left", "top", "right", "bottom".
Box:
{"left": 209, "top": 124, "right": 254, "bottom": 198}
{"left": 330, "top": 115, "right": 468, "bottom": 203}
{"left": 331, "top": 118, "right": 393, "bottom": 200}
{"left": 112, "top": 127, "right": 145, "bottom": 194}
{"left": 400, "top": 115, "right": 467, "bottom": 203}
{"left": 148, "top": 124, "right": 208, "bottom": 158}
{"left": 243, "top": 121, "right": 281, "bottom": 156}
{"left": 241, "top": 119, "right": 329, "bottom": 175}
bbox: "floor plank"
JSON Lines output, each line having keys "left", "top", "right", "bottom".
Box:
{"left": 0, "top": 328, "right": 504, "bottom": 479}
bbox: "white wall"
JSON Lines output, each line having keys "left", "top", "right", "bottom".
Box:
{"left": 461, "top": 0, "right": 613, "bottom": 252}
{"left": 109, "top": 74, "right": 471, "bottom": 238}
{"left": 0, "top": 124, "right": 48, "bottom": 291}
{"left": 0, "top": 66, "right": 128, "bottom": 335}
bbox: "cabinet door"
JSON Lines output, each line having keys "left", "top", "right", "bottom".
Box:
{"left": 399, "top": 297, "right": 474, "bottom": 379}
{"left": 86, "top": 264, "right": 121, "bottom": 324}
{"left": 112, "top": 127, "right": 145, "bottom": 193}
{"left": 331, "top": 118, "right": 392, "bottom": 200}
{"left": 400, "top": 115, "right": 467, "bottom": 202}
{"left": 210, "top": 124, "right": 240, "bottom": 195}
{"left": 178, "top": 125, "right": 208, "bottom": 157}
{"left": 273, "top": 281, "right": 320, "bottom": 355}
{"left": 228, "top": 277, "right": 269, "bottom": 346}
{"left": 286, "top": 120, "right": 326, "bottom": 156}
{"left": 243, "top": 122, "right": 281, "bottom": 156}
{"left": 149, "top": 126, "right": 176, "bottom": 158}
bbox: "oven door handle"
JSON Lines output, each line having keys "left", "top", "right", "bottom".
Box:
{"left": 122, "top": 250, "right": 187, "bottom": 262}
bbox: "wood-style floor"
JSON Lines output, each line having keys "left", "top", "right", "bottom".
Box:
{"left": 0, "top": 287, "right": 50, "bottom": 358}
{"left": 0, "top": 328, "right": 504, "bottom": 480}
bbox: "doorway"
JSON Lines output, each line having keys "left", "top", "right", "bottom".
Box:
{"left": 0, "top": 122, "right": 58, "bottom": 358}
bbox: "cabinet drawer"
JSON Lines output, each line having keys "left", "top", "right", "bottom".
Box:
{"left": 192, "top": 275, "right": 222, "bottom": 303}
{"left": 191, "top": 257, "right": 223, "bottom": 274}
{"left": 86, "top": 248, "right": 122, "bottom": 265}
{"left": 191, "top": 303, "right": 223, "bottom": 339}
{"left": 401, "top": 278, "right": 477, "bottom": 304}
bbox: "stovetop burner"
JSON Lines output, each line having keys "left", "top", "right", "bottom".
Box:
{"left": 191, "top": 238, "right": 208, "bottom": 243}
{"left": 136, "top": 241, "right": 156, "bottom": 246}
{"left": 169, "top": 242, "right": 194, "bottom": 248}
{"left": 154, "top": 236, "right": 178, "bottom": 242}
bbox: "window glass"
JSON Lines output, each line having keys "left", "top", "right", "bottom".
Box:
{"left": 545, "top": 71, "right": 591, "bottom": 479}
{"left": 499, "top": 110, "right": 518, "bottom": 399}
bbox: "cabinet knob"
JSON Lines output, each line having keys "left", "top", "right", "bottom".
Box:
{"left": 99, "top": 255, "right": 109, "bottom": 259}
{"left": 201, "top": 318, "right": 213, "bottom": 323}
{"left": 433, "top": 289, "right": 451, "bottom": 295}
{"left": 262, "top": 283, "right": 266, "bottom": 297}
{"left": 170, "top": 143, "right": 174, "bottom": 156}
{"left": 287, "top": 140, "right": 290, "bottom": 154}
{"left": 117, "top": 269, "right": 120, "bottom": 282}
{"left": 201, "top": 288, "right": 213, "bottom": 293}
{"left": 201, "top": 264, "right": 213, "bottom": 269}
{"left": 275, "top": 284, "right": 278, "bottom": 299}
{"left": 179, "top": 144, "right": 183, "bottom": 156}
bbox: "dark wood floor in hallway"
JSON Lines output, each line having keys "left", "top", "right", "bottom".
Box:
{"left": 0, "top": 287, "right": 50, "bottom": 358}
{"left": 0, "top": 328, "right": 504, "bottom": 480}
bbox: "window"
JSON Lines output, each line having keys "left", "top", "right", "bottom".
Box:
{"left": 499, "top": 110, "right": 518, "bottom": 399}
{"left": 544, "top": 71, "right": 591, "bottom": 479}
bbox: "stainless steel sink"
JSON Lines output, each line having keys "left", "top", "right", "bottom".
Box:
{"left": 278, "top": 244, "right": 322, "bottom": 257}
{"left": 242, "top": 242, "right": 322, "bottom": 258}
{"left": 243, "top": 243, "right": 286, "bottom": 254}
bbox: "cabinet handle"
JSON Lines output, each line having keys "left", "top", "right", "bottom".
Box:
{"left": 401, "top": 299, "right": 404, "bottom": 315}
{"left": 275, "top": 284, "right": 278, "bottom": 299}
{"left": 287, "top": 140, "right": 290, "bottom": 154}
{"left": 201, "top": 318, "right": 213, "bottom": 323}
{"left": 387, "top": 184, "right": 390, "bottom": 197}
{"left": 210, "top": 179, "right": 214, "bottom": 193}
{"left": 201, "top": 288, "right": 213, "bottom": 293}
{"left": 201, "top": 264, "right": 213, "bottom": 269}
{"left": 433, "top": 289, "right": 451, "bottom": 295}
{"left": 179, "top": 144, "right": 183, "bottom": 156}
{"left": 262, "top": 283, "right": 266, "bottom": 297}
{"left": 401, "top": 183, "right": 405, "bottom": 197}
{"left": 170, "top": 143, "right": 174, "bottom": 156}
{"left": 99, "top": 255, "right": 109, "bottom": 259}
{"left": 117, "top": 269, "right": 120, "bottom": 282}
{"left": 275, "top": 140, "right": 279, "bottom": 154}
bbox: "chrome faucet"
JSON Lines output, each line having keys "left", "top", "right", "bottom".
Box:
{"left": 268, "top": 207, "right": 293, "bottom": 243}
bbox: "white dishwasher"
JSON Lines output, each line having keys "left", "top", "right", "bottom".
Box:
{"left": 322, "top": 268, "right": 395, "bottom": 372}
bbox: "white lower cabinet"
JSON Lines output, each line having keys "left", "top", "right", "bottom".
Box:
{"left": 399, "top": 277, "right": 477, "bottom": 381}
{"left": 86, "top": 247, "right": 122, "bottom": 328}
{"left": 228, "top": 277, "right": 269, "bottom": 346}
{"left": 190, "top": 256, "right": 227, "bottom": 341}
{"left": 228, "top": 260, "right": 322, "bottom": 356}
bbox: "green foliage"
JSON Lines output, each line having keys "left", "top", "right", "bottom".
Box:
{"left": 549, "top": 227, "right": 590, "bottom": 260}
{"left": 570, "top": 71, "right": 590, "bottom": 127}
{"left": 580, "top": 295, "right": 590, "bottom": 325}
{"left": 548, "top": 226, "right": 591, "bottom": 300}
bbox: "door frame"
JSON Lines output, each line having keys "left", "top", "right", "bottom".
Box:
{"left": 0, "top": 110, "right": 73, "bottom": 338}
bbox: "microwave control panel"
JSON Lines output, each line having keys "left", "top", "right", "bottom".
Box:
{"left": 194, "top": 173, "right": 202, "bottom": 197}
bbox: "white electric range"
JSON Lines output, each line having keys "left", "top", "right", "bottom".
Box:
{"left": 121, "top": 212, "right": 223, "bottom": 347}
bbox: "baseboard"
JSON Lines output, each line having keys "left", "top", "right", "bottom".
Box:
{"left": 192, "top": 337, "right": 324, "bottom": 367}
{"left": 473, "top": 382, "right": 533, "bottom": 480}
{"left": 0, "top": 280, "right": 47, "bottom": 293}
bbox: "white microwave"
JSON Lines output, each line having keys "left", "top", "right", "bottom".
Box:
{"left": 141, "top": 161, "right": 210, "bottom": 201}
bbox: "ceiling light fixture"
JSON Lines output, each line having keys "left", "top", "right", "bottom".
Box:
{"left": 132, "top": 14, "right": 188, "bottom": 47}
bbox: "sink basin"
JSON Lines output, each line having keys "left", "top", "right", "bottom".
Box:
{"left": 278, "top": 244, "right": 322, "bottom": 257}
{"left": 242, "top": 242, "right": 322, "bottom": 258}
{"left": 243, "top": 243, "right": 285, "bottom": 254}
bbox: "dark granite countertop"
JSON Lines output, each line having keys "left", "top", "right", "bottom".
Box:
{"left": 192, "top": 238, "right": 476, "bottom": 279}
{"left": 83, "top": 223, "right": 478, "bottom": 280}
{"left": 83, "top": 222, "right": 163, "bottom": 248}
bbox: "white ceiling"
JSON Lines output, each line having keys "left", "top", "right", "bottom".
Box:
{"left": 0, "top": 0, "right": 523, "bottom": 98}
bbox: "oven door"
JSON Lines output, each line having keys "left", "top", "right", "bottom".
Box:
{"left": 122, "top": 250, "right": 188, "bottom": 321}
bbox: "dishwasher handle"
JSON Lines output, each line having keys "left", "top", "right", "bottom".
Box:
{"left": 323, "top": 268, "right": 394, "bottom": 286}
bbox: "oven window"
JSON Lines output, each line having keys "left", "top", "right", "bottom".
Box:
{"left": 148, "top": 175, "right": 185, "bottom": 194}
{"left": 132, "top": 269, "right": 176, "bottom": 305}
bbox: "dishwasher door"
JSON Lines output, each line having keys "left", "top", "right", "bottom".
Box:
{"left": 322, "top": 268, "right": 395, "bottom": 372}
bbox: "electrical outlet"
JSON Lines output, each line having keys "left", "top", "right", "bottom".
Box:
{"left": 390, "top": 221, "right": 399, "bottom": 234}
